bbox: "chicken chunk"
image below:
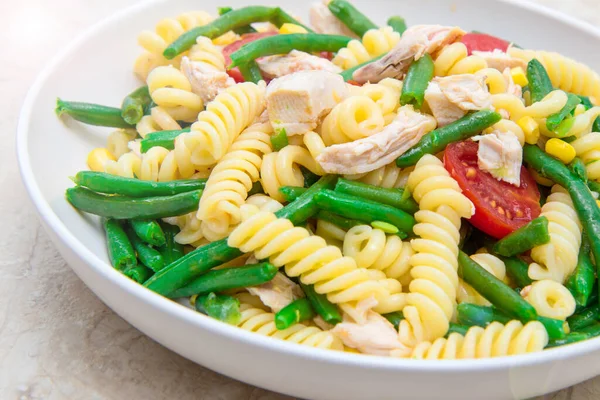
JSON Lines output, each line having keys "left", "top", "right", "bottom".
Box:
{"left": 472, "top": 49, "right": 527, "bottom": 72}
{"left": 502, "top": 67, "right": 523, "bottom": 98}
{"left": 246, "top": 272, "right": 304, "bottom": 313}
{"left": 266, "top": 70, "right": 349, "bottom": 135}
{"left": 353, "top": 25, "right": 466, "bottom": 84}
{"left": 474, "top": 131, "right": 523, "bottom": 186}
{"left": 257, "top": 50, "right": 342, "bottom": 79}
{"left": 425, "top": 74, "right": 492, "bottom": 126}
{"left": 316, "top": 105, "right": 437, "bottom": 174}
{"left": 309, "top": 1, "right": 359, "bottom": 38}
{"left": 181, "top": 56, "right": 235, "bottom": 104}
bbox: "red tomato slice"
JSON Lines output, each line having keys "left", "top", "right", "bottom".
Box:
{"left": 222, "top": 32, "right": 278, "bottom": 82}
{"left": 461, "top": 33, "right": 510, "bottom": 55}
{"left": 443, "top": 140, "right": 541, "bottom": 239}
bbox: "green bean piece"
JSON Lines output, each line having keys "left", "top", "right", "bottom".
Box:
{"left": 587, "top": 286, "right": 599, "bottom": 308}
{"left": 327, "top": 0, "right": 378, "bottom": 37}
{"left": 104, "top": 219, "right": 137, "bottom": 271}
{"left": 247, "top": 181, "right": 264, "bottom": 197}
{"left": 383, "top": 312, "right": 404, "bottom": 330}
{"left": 157, "top": 223, "right": 184, "bottom": 265}
{"left": 588, "top": 180, "right": 600, "bottom": 194}
{"left": 396, "top": 110, "right": 502, "bottom": 167}
{"left": 270, "top": 128, "right": 289, "bottom": 151}
{"left": 537, "top": 317, "right": 569, "bottom": 340}
{"left": 501, "top": 255, "right": 533, "bottom": 288}
{"left": 546, "top": 332, "right": 590, "bottom": 348}
{"left": 126, "top": 225, "right": 165, "bottom": 272}
{"left": 56, "top": 98, "right": 133, "bottom": 128}
{"left": 169, "top": 262, "right": 278, "bottom": 298}
{"left": 73, "top": 171, "right": 205, "bottom": 197}
{"left": 579, "top": 322, "right": 600, "bottom": 337}
{"left": 130, "top": 219, "right": 166, "bottom": 247}
{"left": 218, "top": 7, "right": 257, "bottom": 34}
{"left": 195, "top": 292, "right": 242, "bottom": 325}
{"left": 314, "top": 189, "right": 415, "bottom": 237}
{"left": 66, "top": 187, "right": 202, "bottom": 219}
{"left": 316, "top": 210, "right": 362, "bottom": 231}
{"left": 577, "top": 95, "right": 594, "bottom": 109}
{"left": 140, "top": 127, "right": 191, "bottom": 152}
{"left": 271, "top": 9, "right": 314, "bottom": 33}
{"left": 335, "top": 178, "right": 419, "bottom": 214}
{"left": 569, "top": 157, "right": 588, "bottom": 183}
{"left": 492, "top": 217, "right": 550, "bottom": 257}
{"left": 565, "top": 237, "right": 596, "bottom": 308}
{"left": 527, "top": 59, "right": 553, "bottom": 104}
{"left": 279, "top": 186, "right": 307, "bottom": 202}
{"left": 275, "top": 298, "right": 316, "bottom": 330}
{"left": 164, "top": 6, "right": 280, "bottom": 59}
{"left": 447, "top": 323, "right": 470, "bottom": 337}
{"left": 144, "top": 175, "right": 337, "bottom": 296}
{"left": 400, "top": 54, "right": 434, "bottom": 109}
{"left": 340, "top": 54, "right": 384, "bottom": 82}
{"left": 302, "top": 167, "right": 321, "bottom": 188}
{"left": 238, "top": 60, "right": 264, "bottom": 83}
{"left": 121, "top": 86, "right": 152, "bottom": 125}
{"left": 593, "top": 117, "right": 600, "bottom": 133}
{"left": 567, "top": 305, "right": 600, "bottom": 331}
{"left": 124, "top": 264, "right": 154, "bottom": 283}
{"left": 458, "top": 251, "right": 538, "bottom": 321}
{"left": 387, "top": 16, "right": 407, "bottom": 34}
{"left": 229, "top": 34, "right": 352, "bottom": 68}
{"left": 547, "top": 93, "right": 581, "bottom": 133}
{"left": 300, "top": 283, "right": 342, "bottom": 325}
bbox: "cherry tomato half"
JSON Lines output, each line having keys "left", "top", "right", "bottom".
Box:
{"left": 461, "top": 33, "right": 510, "bottom": 55}
{"left": 222, "top": 32, "right": 278, "bottom": 82}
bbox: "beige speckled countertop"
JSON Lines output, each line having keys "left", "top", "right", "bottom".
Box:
{"left": 3, "top": 1, "right": 600, "bottom": 399}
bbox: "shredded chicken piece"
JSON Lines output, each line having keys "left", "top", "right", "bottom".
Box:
{"left": 353, "top": 25, "right": 466, "bottom": 84}
{"left": 472, "top": 49, "right": 527, "bottom": 72}
{"left": 474, "top": 130, "right": 523, "bottom": 186}
{"left": 266, "top": 70, "right": 349, "bottom": 135}
{"left": 309, "top": 1, "right": 359, "bottom": 38}
{"left": 181, "top": 57, "right": 235, "bottom": 104}
{"left": 257, "top": 50, "right": 342, "bottom": 79}
{"left": 502, "top": 67, "right": 522, "bottom": 98}
{"left": 316, "top": 105, "right": 437, "bottom": 174}
{"left": 246, "top": 272, "right": 304, "bottom": 313}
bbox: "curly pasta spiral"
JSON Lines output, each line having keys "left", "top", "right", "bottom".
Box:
{"left": 320, "top": 95, "right": 385, "bottom": 146}
{"left": 522, "top": 280, "right": 576, "bottom": 321}
{"left": 345, "top": 163, "right": 413, "bottom": 189}
{"left": 188, "top": 36, "right": 227, "bottom": 70}
{"left": 178, "top": 82, "right": 266, "bottom": 170}
{"left": 491, "top": 90, "right": 568, "bottom": 122}
{"left": 106, "top": 129, "right": 137, "bottom": 159}
{"left": 198, "top": 122, "right": 274, "bottom": 241}
{"left": 103, "top": 146, "right": 180, "bottom": 182}
{"left": 351, "top": 78, "right": 402, "bottom": 125}
{"left": 136, "top": 106, "right": 183, "bottom": 138}
{"left": 343, "top": 225, "right": 414, "bottom": 280}
{"left": 547, "top": 107, "right": 600, "bottom": 138}
{"left": 406, "top": 321, "right": 548, "bottom": 359}
{"left": 529, "top": 185, "right": 582, "bottom": 283}
{"left": 147, "top": 66, "right": 204, "bottom": 123}
{"left": 333, "top": 27, "right": 401, "bottom": 70}
{"left": 509, "top": 47, "right": 600, "bottom": 102}
{"left": 315, "top": 220, "right": 347, "bottom": 248}
{"left": 457, "top": 253, "right": 506, "bottom": 306}
{"left": 399, "top": 155, "right": 475, "bottom": 345}
{"left": 572, "top": 132, "right": 600, "bottom": 180}
{"left": 164, "top": 211, "right": 208, "bottom": 247}
{"left": 434, "top": 42, "right": 488, "bottom": 77}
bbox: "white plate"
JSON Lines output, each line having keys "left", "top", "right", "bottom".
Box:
{"left": 16, "top": 1, "right": 600, "bottom": 398}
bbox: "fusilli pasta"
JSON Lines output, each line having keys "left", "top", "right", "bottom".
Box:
{"left": 333, "top": 27, "right": 401, "bottom": 70}
{"left": 522, "top": 280, "right": 576, "bottom": 320}
{"left": 434, "top": 42, "right": 488, "bottom": 77}
{"left": 457, "top": 252, "right": 506, "bottom": 306}
{"left": 572, "top": 132, "right": 600, "bottom": 180}
{"left": 147, "top": 66, "right": 204, "bottom": 123}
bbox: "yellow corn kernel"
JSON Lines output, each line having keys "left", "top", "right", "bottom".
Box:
{"left": 511, "top": 67, "right": 528, "bottom": 87}
{"left": 87, "top": 148, "right": 114, "bottom": 172}
{"left": 574, "top": 104, "right": 587, "bottom": 117}
{"left": 545, "top": 138, "right": 576, "bottom": 164}
{"left": 529, "top": 168, "right": 554, "bottom": 187}
{"left": 596, "top": 200, "right": 600, "bottom": 208}
{"left": 517, "top": 116, "right": 540, "bottom": 145}
{"left": 279, "top": 23, "right": 307, "bottom": 34}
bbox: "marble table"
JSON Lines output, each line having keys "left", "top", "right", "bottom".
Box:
{"left": 2, "top": 1, "right": 600, "bottom": 399}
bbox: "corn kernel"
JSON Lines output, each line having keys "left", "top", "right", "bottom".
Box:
{"left": 545, "top": 138, "right": 576, "bottom": 164}
{"left": 511, "top": 67, "right": 528, "bottom": 87}
{"left": 279, "top": 23, "right": 308, "bottom": 34}
{"left": 596, "top": 200, "right": 600, "bottom": 208}
{"left": 574, "top": 104, "right": 587, "bottom": 117}
{"left": 517, "top": 116, "right": 540, "bottom": 145}
{"left": 87, "top": 148, "right": 114, "bottom": 172}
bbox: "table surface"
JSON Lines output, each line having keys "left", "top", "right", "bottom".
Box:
{"left": 3, "top": 1, "right": 600, "bottom": 399}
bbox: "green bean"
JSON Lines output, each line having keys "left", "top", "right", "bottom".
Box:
{"left": 314, "top": 189, "right": 415, "bottom": 237}
{"left": 546, "top": 332, "right": 590, "bottom": 348}
{"left": 130, "top": 219, "right": 166, "bottom": 247}
{"left": 396, "top": 110, "right": 502, "bottom": 167}
{"left": 169, "top": 262, "right": 278, "bottom": 298}
{"left": 547, "top": 93, "right": 581, "bottom": 133}
{"left": 238, "top": 60, "right": 263, "bottom": 83}
{"left": 270, "top": 128, "right": 289, "bottom": 151}
{"left": 447, "top": 323, "right": 470, "bottom": 337}
{"left": 73, "top": 171, "right": 205, "bottom": 197}
{"left": 271, "top": 9, "right": 314, "bottom": 33}
{"left": 383, "top": 312, "right": 404, "bottom": 330}
{"left": 275, "top": 298, "right": 316, "bottom": 330}
{"left": 121, "top": 86, "right": 152, "bottom": 125}
{"left": 567, "top": 305, "right": 600, "bottom": 331}
{"left": 588, "top": 180, "right": 600, "bottom": 194}
{"left": 501, "top": 255, "right": 533, "bottom": 288}
{"left": 317, "top": 211, "right": 362, "bottom": 231}
{"left": 327, "top": 0, "right": 378, "bottom": 37}
{"left": 66, "top": 187, "right": 202, "bottom": 219}
{"left": 400, "top": 54, "right": 434, "bottom": 109}
{"left": 577, "top": 95, "right": 593, "bottom": 109}
{"left": 594, "top": 117, "right": 600, "bottom": 133}
{"left": 300, "top": 282, "right": 342, "bottom": 325}
{"left": 335, "top": 178, "right": 419, "bottom": 214}
{"left": 387, "top": 16, "right": 407, "bottom": 34}
{"left": 566, "top": 237, "right": 596, "bottom": 307}
{"left": 229, "top": 34, "right": 352, "bottom": 68}
{"left": 218, "top": 7, "right": 257, "bottom": 34}
{"left": 157, "top": 223, "right": 184, "bottom": 265}
{"left": 140, "top": 127, "right": 190, "bottom": 152}
{"left": 569, "top": 157, "right": 588, "bottom": 183}
{"left": 123, "top": 264, "right": 153, "bottom": 283}
{"left": 302, "top": 167, "right": 320, "bottom": 188}
{"left": 492, "top": 217, "right": 550, "bottom": 257}
{"left": 340, "top": 54, "right": 384, "bottom": 82}
{"left": 144, "top": 175, "right": 337, "bottom": 296}
{"left": 56, "top": 98, "right": 133, "bottom": 128}
{"left": 103, "top": 219, "right": 136, "bottom": 271}
{"left": 579, "top": 322, "right": 600, "bottom": 337}
{"left": 194, "top": 292, "right": 242, "bottom": 325}
{"left": 458, "top": 251, "right": 538, "bottom": 321}
{"left": 279, "top": 186, "right": 307, "bottom": 202}
{"left": 527, "top": 59, "right": 553, "bottom": 104}
{"left": 126, "top": 225, "right": 165, "bottom": 272}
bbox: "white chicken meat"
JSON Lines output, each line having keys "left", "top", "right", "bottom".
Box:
{"left": 474, "top": 130, "right": 523, "bottom": 186}
{"left": 180, "top": 56, "right": 235, "bottom": 105}
{"left": 257, "top": 50, "right": 342, "bottom": 80}
{"left": 309, "top": 0, "right": 359, "bottom": 38}
{"left": 246, "top": 272, "right": 304, "bottom": 313}
{"left": 472, "top": 49, "right": 527, "bottom": 72}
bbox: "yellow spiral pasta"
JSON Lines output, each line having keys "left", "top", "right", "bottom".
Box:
{"left": 342, "top": 225, "right": 414, "bottom": 280}
{"left": 106, "top": 129, "right": 137, "bottom": 159}
{"left": 320, "top": 95, "right": 385, "bottom": 146}
{"left": 491, "top": 90, "right": 568, "bottom": 122}
{"left": 407, "top": 321, "right": 548, "bottom": 359}
{"left": 187, "top": 36, "right": 227, "bottom": 70}
{"left": 548, "top": 107, "right": 600, "bottom": 138}
{"left": 316, "top": 220, "right": 347, "bottom": 248}
{"left": 177, "top": 82, "right": 266, "bottom": 171}
{"left": 522, "top": 280, "right": 576, "bottom": 321}
{"left": 198, "top": 122, "right": 274, "bottom": 241}
{"left": 572, "top": 132, "right": 600, "bottom": 180}
{"left": 147, "top": 66, "right": 204, "bottom": 123}
{"left": 102, "top": 146, "right": 180, "bottom": 181}
{"left": 474, "top": 68, "right": 515, "bottom": 95}
{"left": 164, "top": 211, "right": 208, "bottom": 247}
{"left": 345, "top": 163, "right": 413, "bottom": 189}
{"left": 529, "top": 185, "right": 582, "bottom": 283}
{"left": 136, "top": 106, "right": 183, "bottom": 138}
{"left": 458, "top": 253, "right": 506, "bottom": 306}
{"left": 333, "top": 27, "right": 401, "bottom": 70}
{"left": 260, "top": 145, "right": 324, "bottom": 202}
{"left": 434, "top": 42, "right": 488, "bottom": 77}
{"left": 399, "top": 155, "right": 475, "bottom": 345}
{"left": 351, "top": 78, "right": 402, "bottom": 125}
{"left": 509, "top": 47, "right": 600, "bottom": 102}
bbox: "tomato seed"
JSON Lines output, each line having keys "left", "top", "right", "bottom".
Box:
{"left": 498, "top": 207, "right": 505, "bottom": 215}
{"left": 466, "top": 168, "right": 477, "bottom": 178}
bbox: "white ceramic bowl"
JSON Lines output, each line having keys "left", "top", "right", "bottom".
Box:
{"left": 17, "top": 1, "right": 600, "bottom": 398}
